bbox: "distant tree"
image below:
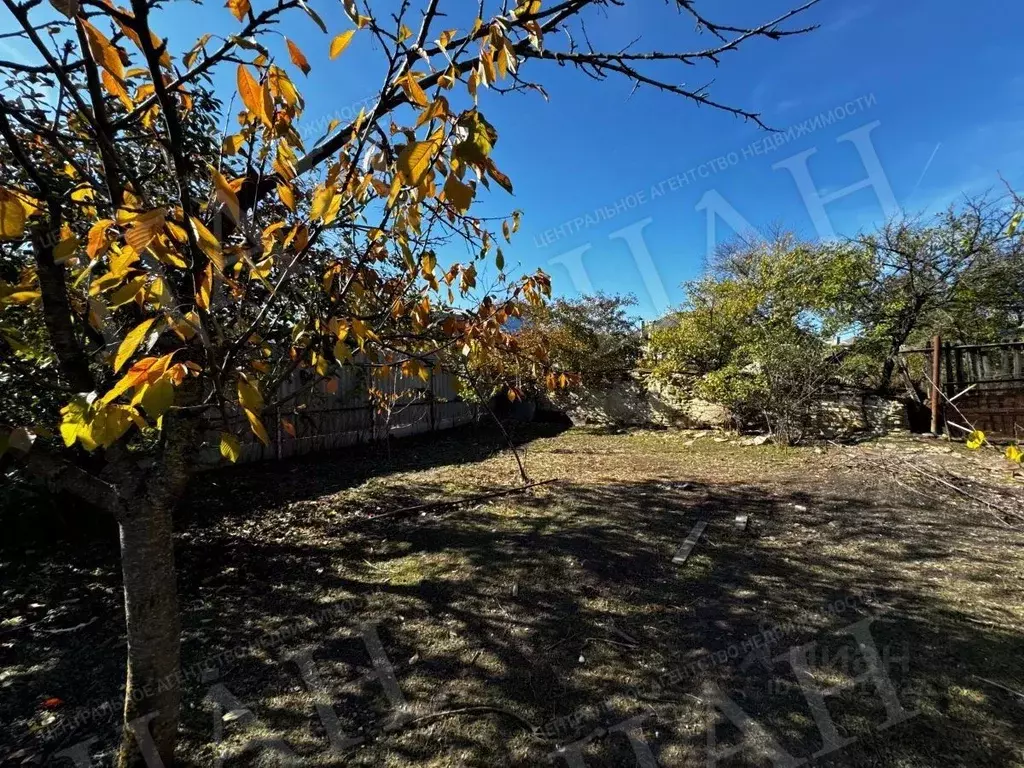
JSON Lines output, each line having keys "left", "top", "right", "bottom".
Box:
{"left": 515, "top": 293, "right": 641, "bottom": 392}
{"left": 832, "top": 196, "right": 1024, "bottom": 391}
{"left": 645, "top": 232, "right": 847, "bottom": 442}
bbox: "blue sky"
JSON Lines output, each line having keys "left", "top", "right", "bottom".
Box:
{"left": 3, "top": 0, "right": 1022, "bottom": 318}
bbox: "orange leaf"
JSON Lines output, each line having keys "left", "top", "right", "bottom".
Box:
{"left": 79, "top": 18, "right": 124, "bottom": 80}
{"left": 225, "top": 0, "right": 250, "bottom": 21}
{"left": 102, "top": 69, "right": 133, "bottom": 110}
{"left": 87, "top": 219, "right": 114, "bottom": 258}
{"left": 237, "top": 65, "right": 272, "bottom": 127}
{"left": 285, "top": 38, "right": 310, "bottom": 75}
{"left": 115, "top": 19, "right": 171, "bottom": 69}
{"left": 125, "top": 209, "right": 166, "bottom": 253}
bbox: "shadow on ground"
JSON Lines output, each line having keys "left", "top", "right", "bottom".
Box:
{"left": 1, "top": 425, "right": 1022, "bottom": 767}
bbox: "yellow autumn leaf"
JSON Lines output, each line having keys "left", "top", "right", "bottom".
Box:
{"left": 209, "top": 167, "right": 241, "bottom": 223}
{"left": 115, "top": 20, "right": 171, "bottom": 69}
{"left": 189, "top": 217, "right": 224, "bottom": 271}
{"left": 102, "top": 69, "right": 133, "bottom": 110}
{"left": 1006, "top": 444, "right": 1023, "bottom": 464}
{"left": 321, "top": 193, "right": 343, "bottom": 225}
{"left": 114, "top": 316, "right": 158, "bottom": 373}
{"left": 238, "top": 373, "right": 270, "bottom": 446}
{"left": 415, "top": 96, "right": 448, "bottom": 128}
{"left": 53, "top": 235, "right": 80, "bottom": 263}
{"left": 70, "top": 184, "right": 95, "bottom": 203}
{"left": 966, "top": 430, "right": 986, "bottom": 450}
{"left": 139, "top": 372, "right": 175, "bottom": 420}
{"left": 0, "top": 189, "right": 27, "bottom": 240}
{"left": 109, "top": 274, "right": 148, "bottom": 307}
{"left": 220, "top": 432, "right": 242, "bottom": 462}
{"left": 225, "top": 0, "right": 249, "bottom": 21}
{"left": 443, "top": 175, "right": 473, "bottom": 212}
{"left": 277, "top": 183, "right": 295, "bottom": 211}
{"left": 396, "top": 138, "right": 440, "bottom": 187}
{"left": 245, "top": 410, "right": 271, "bottom": 445}
{"left": 309, "top": 185, "right": 335, "bottom": 221}
{"left": 79, "top": 18, "right": 124, "bottom": 80}
{"left": 125, "top": 208, "right": 166, "bottom": 253}
{"left": 237, "top": 373, "right": 264, "bottom": 412}
{"left": 222, "top": 133, "right": 246, "bottom": 155}
{"left": 329, "top": 30, "right": 355, "bottom": 59}
{"left": 196, "top": 262, "right": 213, "bottom": 310}
{"left": 3, "top": 290, "right": 41, "bottom": 305}
{"left": 147, "top": 276, "right": 172, "bottom": 308}
{"left": 400, "top": 72, "right": 429, "bottom": 107}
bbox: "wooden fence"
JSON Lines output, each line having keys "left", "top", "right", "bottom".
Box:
{"left": 224, "top": 363, "right": 478, "bottom": 464}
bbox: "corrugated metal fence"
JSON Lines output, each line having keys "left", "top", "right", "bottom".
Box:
{"left": 228, "top": 363, "right": 478, "bottom": 463}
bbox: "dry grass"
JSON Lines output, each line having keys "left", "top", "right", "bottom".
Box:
{"left": 2, "top": 424, "right": 1024, "bottom": 766}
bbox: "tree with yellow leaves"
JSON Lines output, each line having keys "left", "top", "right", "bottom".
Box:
{"left": 0, "top": 0, "right": 822, "bottom": 763}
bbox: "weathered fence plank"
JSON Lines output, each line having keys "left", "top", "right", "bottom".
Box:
{"left": 227, "top": 362, "right": 477, "bottom": 464}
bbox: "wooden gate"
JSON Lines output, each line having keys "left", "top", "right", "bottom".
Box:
{"left": 941, "top": 341, "right": 1024, "bottom": 439}
{"left": 909, "top": 338, "right": 1024, "bottom": 439}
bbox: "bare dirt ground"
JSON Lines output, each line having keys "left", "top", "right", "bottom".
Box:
{"left": 3, "top": 425, "right": 1024, "bottom": 766}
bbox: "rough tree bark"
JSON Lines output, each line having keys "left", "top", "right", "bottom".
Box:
{"left": 115, "top": 409, "right": 195, "bottom": 768}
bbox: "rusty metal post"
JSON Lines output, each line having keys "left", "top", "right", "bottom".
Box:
{"left": 930, "top": 335, "right": 942, "bottom": 434}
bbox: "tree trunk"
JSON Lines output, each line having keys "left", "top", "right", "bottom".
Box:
{"left": 116, "top": 413, "right": 195, "bottom": 768}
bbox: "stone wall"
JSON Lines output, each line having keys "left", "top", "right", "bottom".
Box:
{"left": 549, "top": 374, "right": 907, "bottom": 438}
{"left": 808, "top": 392, "right": 908, "bottom": 438}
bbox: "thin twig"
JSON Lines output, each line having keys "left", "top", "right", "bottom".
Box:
{"left": 368, "top": 479, "right": 557, "bottom": 520}
{"left": 972, "top": 675, "right": 1024, "bottom": 701}
{"left": 402, "top": 705, "right": 539, "bottom": 733}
